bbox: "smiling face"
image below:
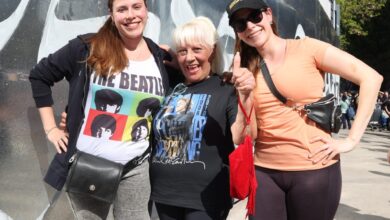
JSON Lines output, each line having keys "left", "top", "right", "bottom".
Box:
{"left": 176, "top": 42, "right": 214, "bottom": 84}
{"left": 110, "top": 0, "right": 147, "bottom": 41}
{"left": 233, "top": 8, "right": 273, "bottom": 48}
{"left": 173, "top": 17, "right": 220, "bottom": 84}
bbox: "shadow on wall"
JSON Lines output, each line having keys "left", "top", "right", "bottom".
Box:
{"left": 335, "top": 204, "right": 390, "bottom": 220}
{"left": 27, "top": 107, "right": 54, "bottom": 199}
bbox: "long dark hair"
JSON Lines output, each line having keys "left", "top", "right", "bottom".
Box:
{"left": 86, "top": 0, "right": 147, "bottom": 77}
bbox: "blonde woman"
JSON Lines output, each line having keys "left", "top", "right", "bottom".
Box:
{"left": 150, "top": 17, "right": 255, "bottom": 220}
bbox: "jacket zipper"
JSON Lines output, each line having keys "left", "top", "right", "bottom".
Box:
{"left": 68, "top": 55, "right": 90, "bottom": 163}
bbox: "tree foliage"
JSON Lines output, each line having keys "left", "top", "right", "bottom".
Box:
{"left": 337, "top": 0, "right": 386, "bottom": 47}
{"left": 336, "top": 0, "right": 390, "bottom": 90}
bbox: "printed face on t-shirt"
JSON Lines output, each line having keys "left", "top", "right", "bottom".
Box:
{"left": 105, "top": 104, "right": 121, "bottom": 113}
{"left": 143, "top": 109, "right": 152, "bottom": 117}
{"left": 176, "top": 98, "right": 191, "bottom": 113}
{"left": 136, "top": 125, "right": 148, "bottom": 140}
{"left": 97, "top": 127, "right": 114, "bottom": 139}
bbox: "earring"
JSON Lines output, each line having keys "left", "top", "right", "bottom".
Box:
{"left": 270, "top": 21, "right": 273, "bottom": 25}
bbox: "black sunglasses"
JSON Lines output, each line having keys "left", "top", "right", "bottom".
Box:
{"left": 230, "top": 9, "right": 267, "bottom": 33}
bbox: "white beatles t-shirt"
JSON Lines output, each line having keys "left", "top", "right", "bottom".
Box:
{"left": 76, "top": 56, "right": 164, "bottom": 164}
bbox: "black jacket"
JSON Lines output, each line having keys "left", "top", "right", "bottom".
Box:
{"left": 29, "top": 34, "right": 179, "bottom": 190}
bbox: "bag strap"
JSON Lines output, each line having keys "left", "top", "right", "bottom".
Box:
{"left": 68, "top": 147, "right": 150, "bottom": 178}
{"left": 122, "top": 146, "right": 151, "bottom": 175}
{"left": 260, "top": 60, "right": 287, "bottom": 104}
{"left": 237, "top": 94, "right": 257, "bottom": 216}
{"left": 237, "top": 94, "right": 254, "bottom": 134}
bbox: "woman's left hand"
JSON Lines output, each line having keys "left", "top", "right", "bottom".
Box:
{"left": 308, "top": 136, "right": 356, "bottom": 165}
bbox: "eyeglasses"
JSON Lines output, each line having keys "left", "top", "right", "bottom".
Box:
{"left": 230, "top": 9, "right": 266, "bottom": 33}
{"left": 161, "top": 83, "right": 187, "bottom": 107}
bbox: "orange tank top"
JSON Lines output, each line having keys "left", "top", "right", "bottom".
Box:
{"left": 253, "top": 37, "right": 339, "bottom": 171}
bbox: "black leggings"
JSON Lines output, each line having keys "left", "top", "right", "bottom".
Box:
{"left": 155, "top": 202, "right": 229, "bottom": 220}
{"left": 250, "top": 161, "right": 341, "bottom": 220}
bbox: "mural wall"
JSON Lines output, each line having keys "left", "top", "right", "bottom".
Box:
{"left": 0, "top": 0, "right": 339, "bottom": 218}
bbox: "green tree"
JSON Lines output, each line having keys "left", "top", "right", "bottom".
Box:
{"left": 337, "top": 0, "right": 390, "bottom": 90}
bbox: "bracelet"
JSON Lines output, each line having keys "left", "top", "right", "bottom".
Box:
{"left": 45, "top": 126, "right": 57, "bottom": 136}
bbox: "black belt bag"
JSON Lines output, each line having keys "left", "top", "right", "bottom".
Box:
{"left": 260, "top": 60, "right": 342, "bottom": 133}
{"left": 65, "top": 149, "right": 150, "bottom": 203}
{"left": 304, "top": 94, "right": 342, "bottom": 133}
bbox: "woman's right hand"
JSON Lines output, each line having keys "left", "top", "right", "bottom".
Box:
{"left": 38, "top": 107, "right": 69, "bottom": 154}
{"left": 47, "top": 127, "right": 69, "bottom": 154}
{"left": 231, "top": 52, "right": 256, "bottom": 98}
{"left": 59, "top": 112, "right": 67, "bottom": 131}
{"left": 160, "top": 44, "right": 179, "bottom": 70}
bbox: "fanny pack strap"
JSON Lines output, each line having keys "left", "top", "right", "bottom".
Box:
{"left": 69, "top": 146, "right": 151, "bottom": 177}
{"left": 122, "top": 146, "right": 151, "bottom": 175}
{"left": 260, "top": 60, "right": 287, "bottom": 104}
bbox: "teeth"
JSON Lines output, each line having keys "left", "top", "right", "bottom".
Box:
{"left": 187, "top": 65, "right": 198, "bottom": 69}
{"left": 124, "top": 21, "right": 139, "bottom": 27}
{"left": 186, "top": 65, "right": 199, "bottom": 73}
{"left": 248, "top": 28, "right": 263, "bottom": 38}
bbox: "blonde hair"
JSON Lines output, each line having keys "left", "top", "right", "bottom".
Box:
{"left": 173, "top": 16, "right": 224, "bottom": 74}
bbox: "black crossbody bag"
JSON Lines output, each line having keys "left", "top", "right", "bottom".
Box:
{"left": 260, "top": 60, "right": 342, "bottom": 133}
{"left": 65, "top": 148, "right": 150, "bottom": 203}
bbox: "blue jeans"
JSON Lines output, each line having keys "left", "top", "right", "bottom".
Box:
{"left": 342, "top": 113, "right": 351, "bottom": 129}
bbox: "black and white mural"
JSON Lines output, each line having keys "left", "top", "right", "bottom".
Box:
{"left": 0, "top": 0, "right": 339, "bottom": 218}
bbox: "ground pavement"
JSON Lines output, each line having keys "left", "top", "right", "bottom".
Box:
{"left": 227, "top": 129, "right": 390, "bottom": 220}
{"left": 0, "top": 129, "right": 389, "bottom": 220}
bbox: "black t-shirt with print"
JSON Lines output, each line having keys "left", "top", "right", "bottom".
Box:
{"left": 150, "top": 74, "right": 237, "bottom": 212}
